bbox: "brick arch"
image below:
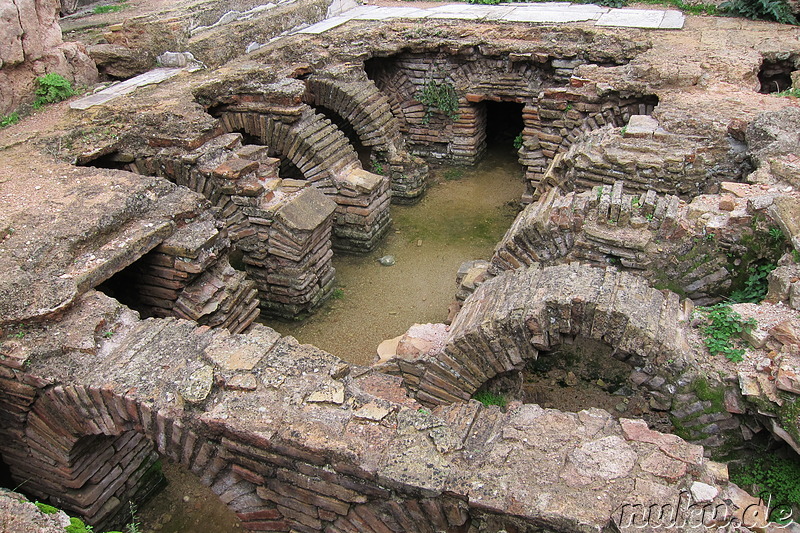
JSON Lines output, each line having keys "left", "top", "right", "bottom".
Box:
{"left": 219, "top": 105, "right": 392, "bottom": 251}
{"left": 302, "top": 76, "right": 429, "bottom": 202}
{"left": 303, "top": 77, "right": 403, "bottom": 158}
{"left": 14, "top": 385, "right": 247, "bottom": 530}
{"left": 378, "top": 263, "right": 692, "bottom": 406}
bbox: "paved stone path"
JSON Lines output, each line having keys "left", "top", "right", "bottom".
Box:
{"left": 70, "top": 67, "right": 183, "bottom": 110}
{"left": 299, "top": 2, "right": 685, "bottom": 34}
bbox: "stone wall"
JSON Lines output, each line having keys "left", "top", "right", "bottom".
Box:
{"left": 0, "top": 290, "right": 738, "bottom": 532}
{"left": 135, "top": 132, "right": 339, "bottom": 318}
{"left": 0, "top": 0, "right": 96, "bottom": 115}
{"left": 366, "top": 52, "right": 658, "bottom": 200}
{"left": 491, "top": 179, "right": 788, "bottom": 303}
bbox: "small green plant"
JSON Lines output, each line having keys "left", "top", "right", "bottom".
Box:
{"left": 792, "top": 249, "right": 800, "bottom": 263}
{"left": 595, "top": 186, "right": 605, "bottom": 201}
{"left": 730, "top": 454, "right": 800, "bottom": 523}
{"left": 418, "top": 407, "right": 431, "bottom": 415}
{"left": 33, "top": 73, "right": 76, "bottom": 108}
{"left": 473, "top": 390, "right": 507, "bottom": 408}
{"left": 631, "top": 195, "right": 641, "bottom": 208}
{"left": 696, "top": 304, "right": 756, "bottom": 362}
{"left": 92, "top": 2, "right": 128, "bottom": 14}
{"left": 124, "top": 502, "right": 141, "bottom": 533}
{"left": 513, "top": 133, "right": 524, "bottom": 150}
{"left": 769, "top": 226, "right": 786, "bottom": 242}
{"left": 775, "top": 87, "right": 800, "bottom": 97}
{"left": 102, "top": 331, "right": 115, "bottom": 338}
{"left": 371, "top": 161, "right": 384, "bottom": 175}
{"left": 418, "top": 79, "right": 460, "bottom": 123}
{"left": 720, "top": 0, "right": 798, "bottom": 24}
{"left": 730, "top": 262, "right": 775, "bottom": 303}
{"left": 645, "top": 213, "right": 654, "bottom": 221}
{"left": 565, "top": 103, "right": 573, "bottom": 111}
{"left": 1, "top": 112, "right": 20, "bottom": 128}
{"left": 620, "top": 125, "right": 628, "bottom": 135}
{"left": 330, "top": 288, "right": 345, "bottom": 300}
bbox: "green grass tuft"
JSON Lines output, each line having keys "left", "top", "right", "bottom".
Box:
{"left": 473, "top": 390, "right": 507, "bottom": 408}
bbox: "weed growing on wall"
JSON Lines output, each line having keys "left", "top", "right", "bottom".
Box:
{"left": 695, "top": 304, "right": 756, "bottom": 362}
{"left": 729, "top": 262, "right": 775, "bottom": 303}
{"left": 473, "top": 390, "right": 507, "bottom": 408}
{"left": 33, "top": 73, "right": 76, "bottom": 108}
{"left": 418, "top": 80, "right": 460, "bottom": 123}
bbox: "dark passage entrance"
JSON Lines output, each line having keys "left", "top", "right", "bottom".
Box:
{"left": 758, "top": 58, "right": 797, "bottom": 94}
{"left": 484, "top": 100, "right": 525, "bottom": 150}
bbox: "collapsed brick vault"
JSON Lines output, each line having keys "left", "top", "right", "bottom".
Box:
{"left": 2, "top": 5, "right": 800, "bottom": 533}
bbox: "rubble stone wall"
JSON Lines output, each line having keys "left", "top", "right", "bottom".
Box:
{"left": 491, "top": 180, "right": 787, "bottom": 303}
{"left": 376, "top": 264, "right": 748, "bottom": 452}
{"left": 0, "top": 291, "right": 735, "bottom": 533}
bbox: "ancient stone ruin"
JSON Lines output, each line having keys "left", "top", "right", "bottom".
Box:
{"left": 2, "top": 0, "right": 800, "bottom": 531}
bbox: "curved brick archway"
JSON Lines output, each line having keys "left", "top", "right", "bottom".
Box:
{"left": 219, "top": 105, "right": 392, "bottom": 252}
{"left": 378, "top": 263, "right": 693, "bottom": 405}
{"left": 303, "top": 75, "right": 429, "bottom": 202}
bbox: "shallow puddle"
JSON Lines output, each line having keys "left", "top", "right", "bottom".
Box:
{"left": 266, "top": 147, "right": 525, "bottom": 366}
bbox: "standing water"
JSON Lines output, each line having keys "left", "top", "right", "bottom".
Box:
{"left": 267, "top": 147, "right": 525, "bottom": 365}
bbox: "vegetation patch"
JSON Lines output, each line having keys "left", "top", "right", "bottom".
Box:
{"left": 1, "top": 112, "right": 20, "bottom": 128}
{"left": 727, "top": 222, "right": 789, "bottom": 303}
{"left": 418, "top": 80, "right": 460, "bottom": 123}
{"left": 720, "top": 0, "right": 798, "bottom": 24}
{"left": 93, "top": 2, "right": 128, "bottom": 14}
{"left": 695, "top": 304, "right": 756, "bottom": 362}
{"left": 473, "top": 390, "right": 507, "bottom": 408}
{"left": 730, "top": 453, "right": 800, "bottom": 523}
{"left": 33, "top": 73, "right": 76, "bottom": 109}
{"left": 775, "top": 87, "right": 800, "bottom": 98}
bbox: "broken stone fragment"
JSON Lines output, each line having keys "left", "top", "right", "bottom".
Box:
{"left": 690, "top": 481, "right": 719, "bottom": 503}
{"left": 225, "top": 373, "right": 258, "bottom": 391}
{"left": 776, "top": 359, "right": 800, "bottom": 395}
{"left": 353, "top": 402, "right": 391, "bottom": 421}
{"left": 566, "top": 435, "right": 637, "bottom": 480}
{"left": 306, "top": 381, "right": 345, "bottom": 404}
{"left": 181, "top": 365, "right": 214, "bottom": 404}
